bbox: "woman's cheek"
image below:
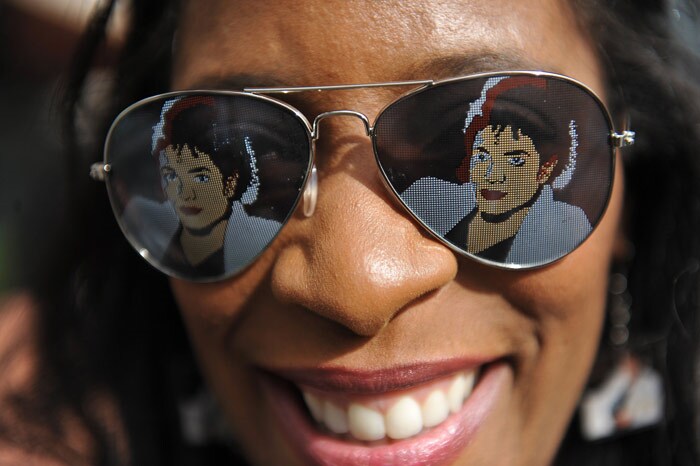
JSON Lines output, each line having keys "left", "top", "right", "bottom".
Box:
{"left": 169, "top": 240, "right": 279, "bottom": 338}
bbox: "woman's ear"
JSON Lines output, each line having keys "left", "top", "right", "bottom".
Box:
{"left": 611, "top": 152, "right": 631, "bottom": 263}
{"left": 537, "top": 155, "right": 559, "bottom": 184}
{"left": 224, "top": 173, "right": 240, "bottom": 198}
{"left": 612, "top": 206, "right": 633, "bottom": 262}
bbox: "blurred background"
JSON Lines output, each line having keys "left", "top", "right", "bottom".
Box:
{"left": 0, "top": 0, "right": 698, "bottom": 292}
{"left": 0, "top": 0, "right": 124, "bottom": 291}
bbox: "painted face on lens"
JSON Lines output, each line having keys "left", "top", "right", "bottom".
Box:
{"left": 160, "top": 144, "right": 235, "bottom": 230}
{"left": 470, "top": 125, "right": 550, "bottom": 215}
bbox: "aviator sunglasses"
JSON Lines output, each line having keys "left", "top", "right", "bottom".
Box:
{"left": 92, "top": 71, "right": 635, "bottom": 282}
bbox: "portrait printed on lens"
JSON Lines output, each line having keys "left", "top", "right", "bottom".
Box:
{"left": 399, "top": 75, "right": 611, "bottom": 267}
{"left": 116, "top": 95, "right": 284, "bottom": 279}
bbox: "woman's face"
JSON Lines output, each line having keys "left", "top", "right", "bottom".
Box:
{"left": 470, "top": 125, "right": 548, "bottom": 215}
{"left": 169, "top": 1, "right": 623, "bottom": 465}
{"left": 160, "top": 144, "right": 233, "bottom": 230}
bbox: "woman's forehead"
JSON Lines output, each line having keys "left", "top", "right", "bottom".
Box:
{"left": 173, "top": 0, "right": 604, "bottom": 98}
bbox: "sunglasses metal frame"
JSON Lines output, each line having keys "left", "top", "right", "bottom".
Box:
{"left": 93, "top": 70, "right": 635, "bottom": 279}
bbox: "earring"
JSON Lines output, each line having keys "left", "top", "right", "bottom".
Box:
{"left": 579, "top": 267, "right": 664, "bottom": 441}
{"left": 536, "top": 156, "right": 558, "bottom": 183}
{"left": 224, "top": 173, "right": 239, "bottom": 198}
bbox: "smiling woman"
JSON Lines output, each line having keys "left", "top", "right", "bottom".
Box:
{"left": 3, "top": 0, "right": 700, "bottom": 465}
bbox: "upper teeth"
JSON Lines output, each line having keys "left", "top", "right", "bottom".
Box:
{"left": 300, "top": 370, "right": 476, "bottom": 442}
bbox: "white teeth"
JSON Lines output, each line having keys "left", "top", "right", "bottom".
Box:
{"left": 464, "top": 371, "right": 476, "bottom": 397}
{"left": 421, "top": 390, "right": 449, "bottom": 428}
{"left": 447, "top": 373, "right": 468, "bottom": 413}
{"left": 303, "top": 391, "right": 324, "bottom": 423}
{"left": 348, "top": 404, "right": 386, "bottom": 441}
{"left": 385, "top": 396, "right": 423, "bottom": 440}
{"left": 301, "top": 370, "right": 477, "bottom": 442}
{"left": 323, "top": 401, "right": 349, "bottom": 434}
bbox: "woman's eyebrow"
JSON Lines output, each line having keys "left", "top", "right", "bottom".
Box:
{"left": 188, "top": 74, "right": 293, "bottom": 91}
{"left": 187, "top": 50, "right": 542, "bottom": 90}
{"left": 406, "top": 50, "right": 541, "bottom": 81}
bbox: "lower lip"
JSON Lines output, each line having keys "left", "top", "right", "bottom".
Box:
{"left": 259, "top": 362, "right": 512, "bottom": 466}
{"left": 179, "top": 206, "right": 203, "bottom": 215}
{"left": 480, "top": 189, "right": 507, "bottom": 201}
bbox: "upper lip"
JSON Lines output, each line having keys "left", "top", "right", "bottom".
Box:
{"left": 265, "top": 357, "right": 490, "bottom": 395}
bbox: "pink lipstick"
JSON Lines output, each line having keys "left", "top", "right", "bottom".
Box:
{"left": 259, "top": 360, "right": 512, "bottom": 466}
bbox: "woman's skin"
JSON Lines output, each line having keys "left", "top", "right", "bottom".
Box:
{"left": 169, "top": 1, "right": 624, "bottom": 465}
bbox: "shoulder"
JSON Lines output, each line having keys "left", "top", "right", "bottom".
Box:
{"left": 225, "top": 202, "right": 283, "bottom": 272}
{"left": 400, "top": 176, "right": 473, "bottom": 202}
{"left": 400, "top": 177, "right": 476, "bottom": 235}
{"left": 0, "top": 294, "right": 126, "bottom": 466}
{"left": 527, "top": 187, "right": 591, "bottom": 229}
{"left": 228, "top": 201, "right": 282, "bottom": 235}
{"left": 507, "top": 189, "right": 593, "bottom": 264}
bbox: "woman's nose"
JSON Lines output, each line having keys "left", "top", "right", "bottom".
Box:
{"left": 270, "top": 129, "right": 458, "bottom": 337}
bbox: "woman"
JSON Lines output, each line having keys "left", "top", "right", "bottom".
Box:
{"left": 2, "top": 1, "right": 699, "bottom": 466}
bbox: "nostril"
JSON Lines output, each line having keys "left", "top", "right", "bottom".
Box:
{"left": 271, "top": 230, "right": 458, "bottom": 338}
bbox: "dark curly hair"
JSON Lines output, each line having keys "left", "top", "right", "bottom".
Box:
{"left": 3, "top": 1, "right": 698, "bottom": 465}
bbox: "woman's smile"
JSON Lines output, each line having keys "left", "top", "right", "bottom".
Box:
{"left": 258, "top": 363, "right": 510, "bottom": 466}
{"left": 168, "top": 0, "right": 624, "bottom": 464}
{"left": 269, "top": 360, "right": 484, "bottom": 441}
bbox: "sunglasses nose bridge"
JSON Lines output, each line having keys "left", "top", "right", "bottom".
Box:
{"left": 311, "top": 110, "right": 371, "bottom": 140}
{"left": 302, "top": 110, "right": 371, "bottom": 219}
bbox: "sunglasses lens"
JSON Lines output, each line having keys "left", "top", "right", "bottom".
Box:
{"left": 104, "top": 93, "right": 311, "bottom": 281}
{"left": 374, "top": 74, "right": 614, "bottom": 268}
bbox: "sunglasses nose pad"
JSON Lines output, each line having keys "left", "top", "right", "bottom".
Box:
{"left": 303, "top": 163, "right": 318, "bottom": 217}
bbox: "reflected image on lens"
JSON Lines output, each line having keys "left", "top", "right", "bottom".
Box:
{"left": 391, "top": 75, "right": 612, "bottom": 268}
{"left": 113, "top": 95, "right": 288, "bottom": 280}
